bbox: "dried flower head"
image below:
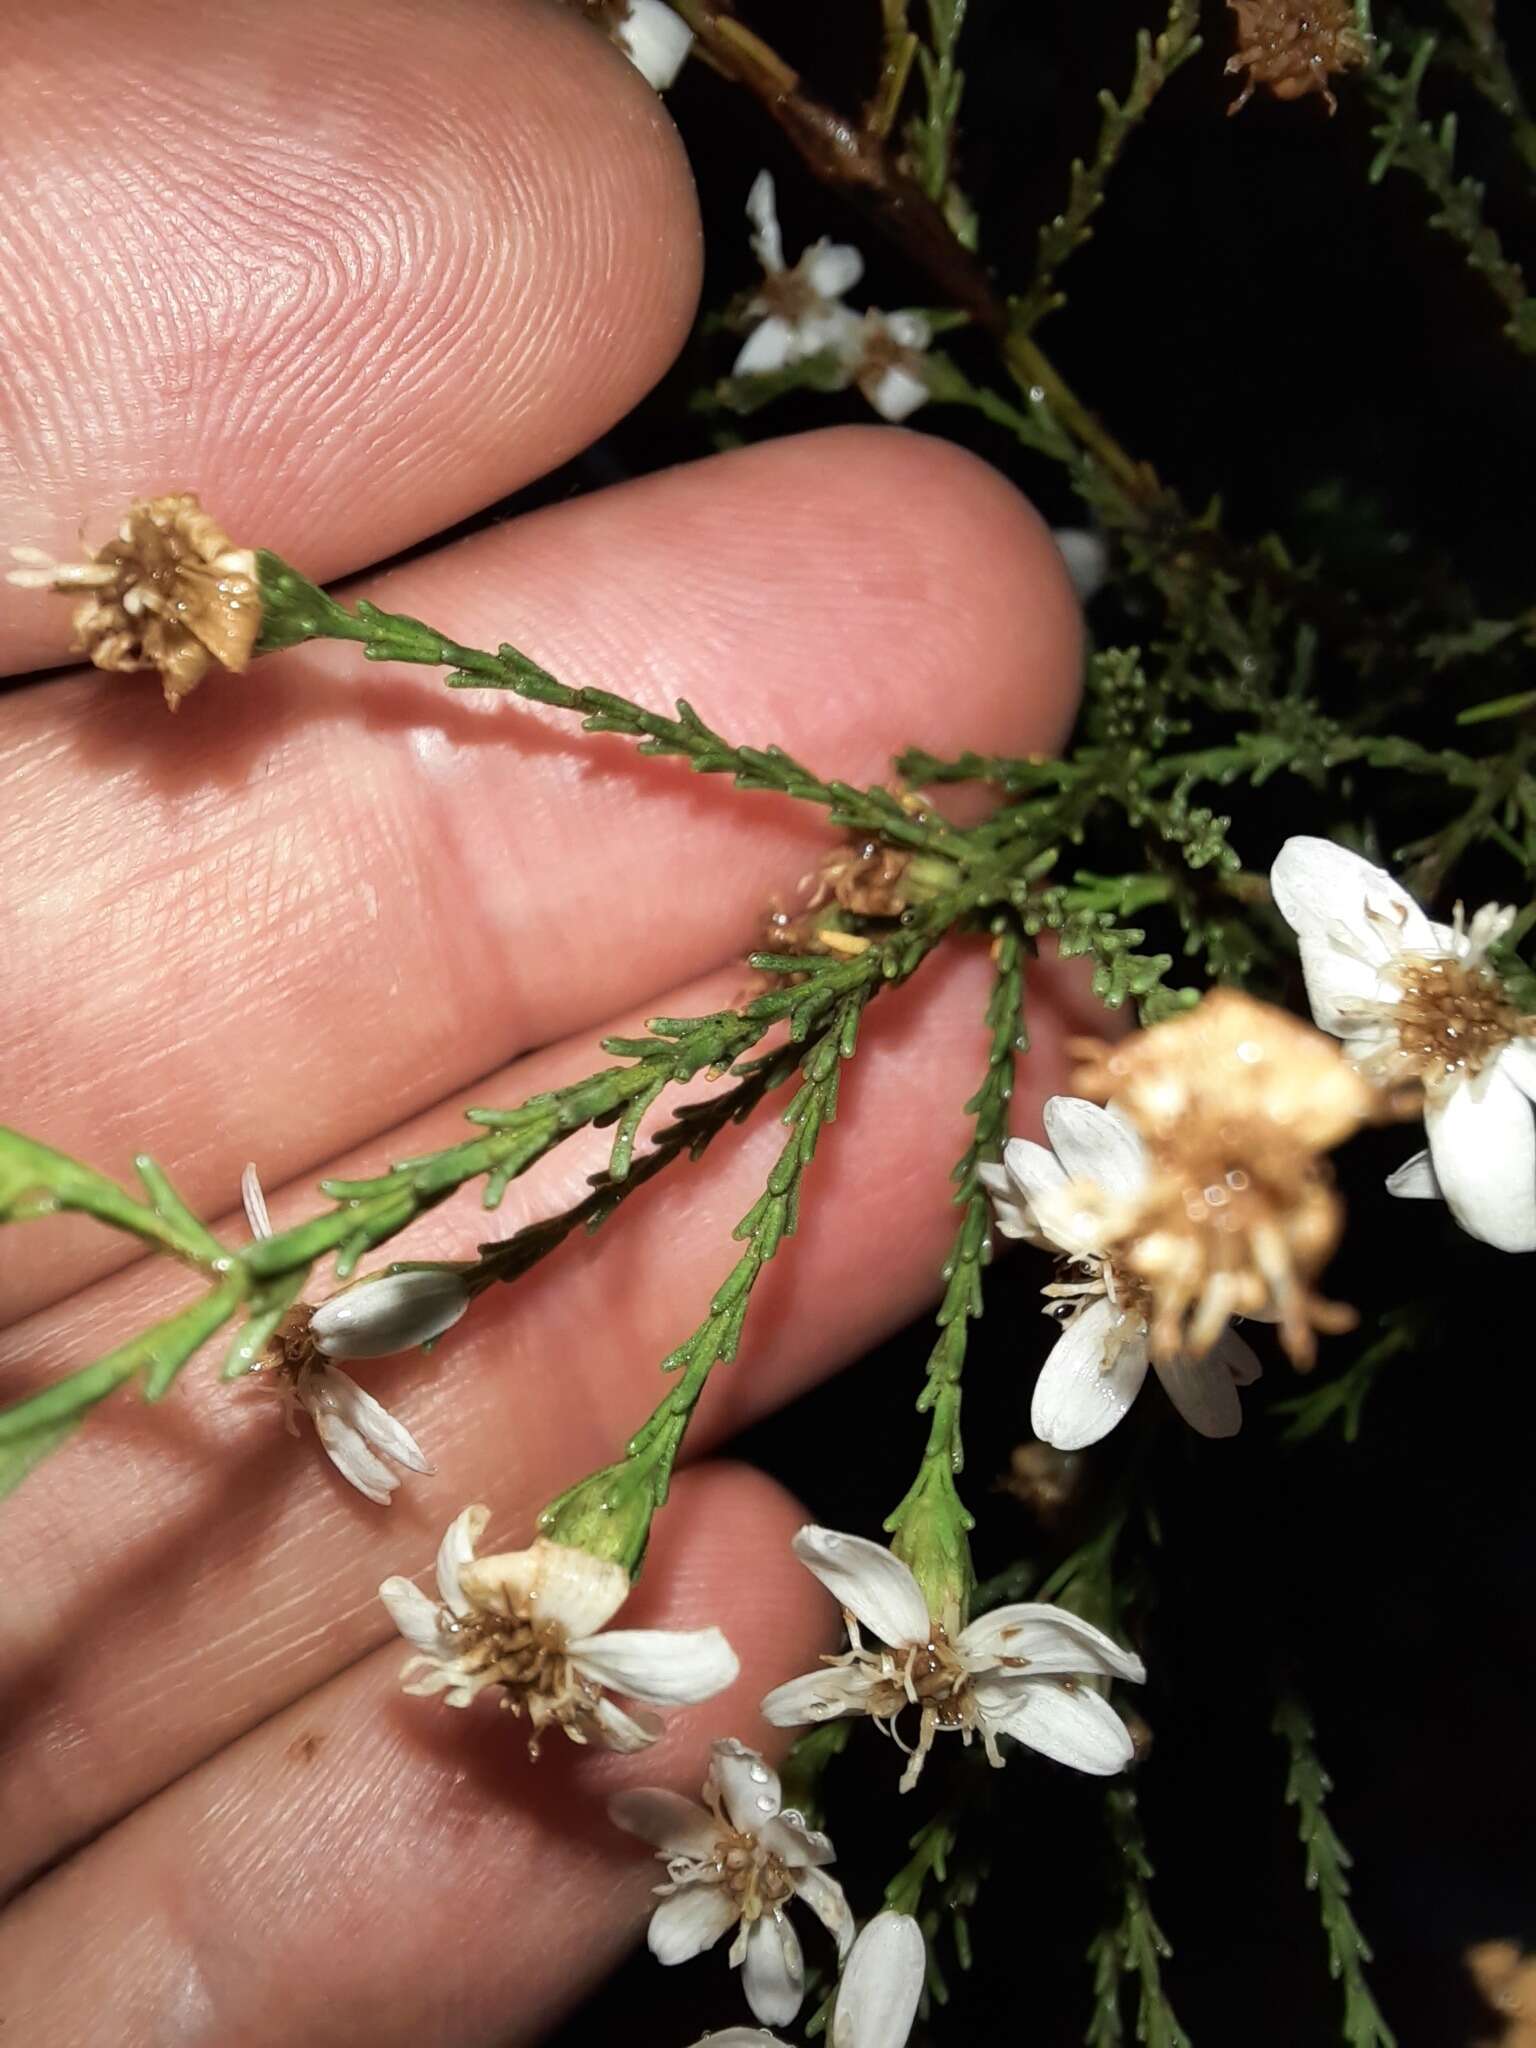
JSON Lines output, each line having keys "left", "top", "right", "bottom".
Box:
{"left": 809, "top": 838, "right": 915, "bottom": 919}
{"left": 1225, "top": 0, "right": 1369, "bottom": 116}
{"left": 7, "top": 493, "right": 259, "bottom": 708}
{"left": 1065, "top": 991, "right": 1374, "bottom": 1369}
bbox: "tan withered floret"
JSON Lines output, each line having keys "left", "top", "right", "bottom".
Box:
{"left": 1068, "top": 991, "right": 1375, "bottom": 1370}
{"left": 1225, "top": 0, "right": 1369, "bottom": 116}
{"left": 7, "top": 493, "right": 260, "bottom": 709}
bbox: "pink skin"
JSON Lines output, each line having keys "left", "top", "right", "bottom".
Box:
{"left": 0, "top": 1, "right": 1087, "bottom": 2040}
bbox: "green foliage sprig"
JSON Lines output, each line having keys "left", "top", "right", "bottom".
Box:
{"left": 1274, "top": 1696, "right": 1399, "bottom": 2048}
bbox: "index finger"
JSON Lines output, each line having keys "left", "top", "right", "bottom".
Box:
{"left": 0, "top": 0, "right": 700, "bottom": 675}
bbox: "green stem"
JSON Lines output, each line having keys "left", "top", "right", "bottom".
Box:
{"left": 1274, "top": 1696, "right": 1398, "bottom": 2048}
{"left": 884, "top": 922, "right": 1022, "bottom": 1627}
{"left": 254, "top": 555, "right": 971, "bottom": 864}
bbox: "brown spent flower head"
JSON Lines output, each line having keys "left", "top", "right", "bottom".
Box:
{"left": 1225, "top": 0, "right": 1369, "bottom": 116}
{"left": 7, "top": 493, "right": 260, "bottom": 709}
{"left": 1070, "top": 990, "right": 1376, "bottom": 1370}
{"left": 1468, "top": 1940, "right": 1536, "bottom": 2046}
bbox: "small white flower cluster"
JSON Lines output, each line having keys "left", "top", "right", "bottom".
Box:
{"left": 375, "top": 1510, "right": 1144, "bottom": 2034}
{"left": 980, "top": 834, "right": 1536, "bottom": 1458}
{"left": 732, "top": 173, "right": 934, "bottom": 424}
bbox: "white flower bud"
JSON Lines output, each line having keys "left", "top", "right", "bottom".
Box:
{"left": 310, "top": 1268, "right": 470, "bottom": 1360}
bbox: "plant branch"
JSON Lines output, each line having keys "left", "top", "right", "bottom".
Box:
{"left": 1274, "top": 1695, "right": 1398, "bottom": 2048}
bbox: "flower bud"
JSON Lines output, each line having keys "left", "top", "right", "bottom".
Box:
{"left": 309, "top": 1266, "right": 471, "bottom": 1360}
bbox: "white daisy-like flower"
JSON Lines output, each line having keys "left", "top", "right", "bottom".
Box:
{"left": 681, "top": 1910, "right": 926, "bottom": 2048}
{"left": 381, "top": 1506, "right": 739, "bottom": 1753}
{"left": 734, "top": 170, "right": 865, "bottom": 378}
{"left": 979, "top": 1097, "right": 1264, "bottom": 1448}
{"left": 1271, "top": 836, "right": 1536, "bottom": 1252}
{"left": 848, "top": 309, "right": 932, "bottom": 423}
{"left": 611, "top": 1737, "right": 853, "bottom": 2027}
{"left": 609, "top": 0, "right": 693, "bottom": 91}
{"left": 760, "top": 1527, "right": 1144, "bottom": 1792}
{"left": 240, "top": 1166, "right": 447, "bottom": 1504}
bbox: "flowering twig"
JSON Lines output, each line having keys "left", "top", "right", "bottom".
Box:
{"left": 1013, "top": 0, "right": 1204, "bottom": 337}
{"left": 540, "top": 967, "right": 904, "bottom": 1572}
{"left": 1086, "top": 1786, "right": 1192, "bottom": 2048}
{"left": 883, "top": 923, "right": 1022, "bottom": 1618}
{"left": 1273, "top": 1695, "right": 1399, "bottom": 2048}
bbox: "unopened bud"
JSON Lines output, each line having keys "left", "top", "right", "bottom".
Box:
{"left": 310, "top": 1266, "right": 471, "bottom": 1360}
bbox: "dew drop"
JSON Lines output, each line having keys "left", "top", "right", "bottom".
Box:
{"left": 756, "top": 1794, "right": 776, "bottom": 1813}
{"left": 749, "top": 1764, "right": 770, "bottom": 1784}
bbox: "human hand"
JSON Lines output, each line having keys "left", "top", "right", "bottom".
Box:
{"left": 0, "top": 3, "right": 1084, "bottom": 2040}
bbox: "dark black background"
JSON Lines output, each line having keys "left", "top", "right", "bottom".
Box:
{"left": 537, "top": 4, "right": 1536, "bottom": 2042}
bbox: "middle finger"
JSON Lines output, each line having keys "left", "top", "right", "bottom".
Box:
{"left": 0, "top": 425, "right": 1080, "bottom": 1324}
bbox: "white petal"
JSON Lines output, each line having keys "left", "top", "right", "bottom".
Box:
{"left": 759, "top": 1664, "right": 882, "bottom": 1727}
{"left": 790, "top": 1527, "right": 929, "bottom": 1648}
{"left": 976, "top": 1162, "right": 1033, "bottom": 1241}
{"left": 1270, "top": 838, "right": 1436, "bottom": 1036}
{"left": 1052, "top": 528, "right": 1109, "bottom": 604}
{"left": 1425, "top": 1063, "right": 1536, "bottom": 1251}
{"left": 613, "top": 0, "right": 693, "bottom": 90}
{"left": 791, "top": 1866, "right": 854, "bottom": 1960}
{"left": 649, "top": 1883, "right": 738, "bottom": 1964}
{"left": 379, "top": 1575, "right": 454, "bottom": 1658}
{"left": 1497, "top": 1036, "right": 1536, "bottom": 1103}
{"left": 682, "top": 2034, "right": 780, "bottom": 2047}
{"left": 883, "top": 311, "right": 931, "bottom": 350}
{"left": 464, "top": 1539, "right": 629, "bottom": 1637}
{"left": 1153, "top": 1345, "right": 1246, "bottom": 1438}
{"left": 996, "top": 1136, "right": 1069, "bottom": 1212}
{"left": 240, "top": 1163, "right": 272, "bottom": 1240}
{"left": 309, "top": 1398, "right": 404, "bottom": 1506}
{"left": 435, "top": 1504, "right": 489, "bottom": 1614}
{"left": 590, "top": 1695, "right": 664, "bottom": 1751}
{"left": 1385, "top": 1147, "right": 1442, "bottom": 1199}
{"left": 743, "top": 1911, "right": 805, "bottom": 2028}
{"left": 991, "top": 1679, "right": 1135, "bottom": 1775}
{"left": 607, "top": 1787, "right": 719, "bottom": 1859}
{"left": 1030, "top": 1298, "right": 1149, "bottom": 1452}
{"left": 960, "top": 1603, "right": 1146, "bottom": 1683}
{"left": 709, "top": 1738, "right": 782, "bottom": 1834}
{"left": 860, "top": 363, "right": 930, "bottom": 423}
{"left": 833, "top": 1912, "right": 926, "bottom": 2048}
{"left": 1042, "top": 1097, "right": 1147, "bottom": 1201}
{"left": 735, "top": 316, "right": 796, "bottom": 377}
{"left": 760, "top": 1811, "right": 836, "bottom": 1870}
{"left": 1213, "top": 1325, "right": 1263, "bottom": 1387}
{"left": 746, "top": 168, "right": 785, "bottom": 273}
{"left": 310, "top": 1268, "right": 469, "bottom": 1359}
{"left": 803, "top": 240, "right": 863, "bottom": 298}
{"left": 570, "top": 1625, "right": 739, "bottom": 1705}
{"left": 310, "top": 1364, "right": 431, "bottom": 1474}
